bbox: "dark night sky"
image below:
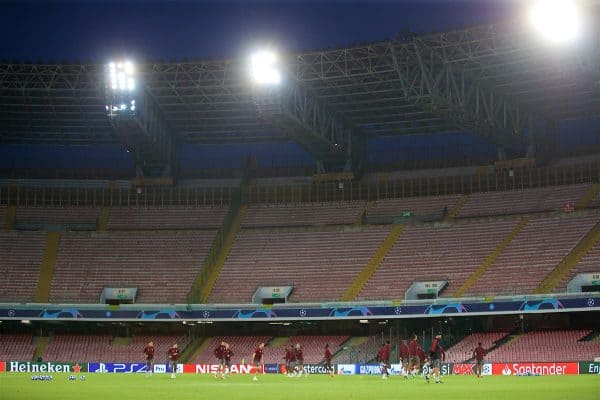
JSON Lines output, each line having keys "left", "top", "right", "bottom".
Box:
{"left": 0, "top": 0, "right": 521, "bottom": 62}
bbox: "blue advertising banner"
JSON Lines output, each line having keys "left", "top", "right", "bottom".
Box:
{"left": 0, "top": 295, "right": 597, "bottom": 321}
{"left": 88, "top": 363, "right": 148, "bottom": 373}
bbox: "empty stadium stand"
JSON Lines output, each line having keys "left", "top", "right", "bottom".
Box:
{"left": 242, "top": 201, "right": 366, "bottom": 228}
{"left": 0, "top": 231, "right": 47, "bottom": 302}
{"left": 42, "top": 334, "right": 188, "bottom": 363}
{"left": 368, "top": 195, "right": 460, "bottom": 220}
{"left": 459, "top": 184, "right": 591, "bottom": 218}
{"left": 357, "top": 219, "right": 517, "bottom": 300}
{"left": 0, "top": 333, "right": 36, "bottom": 362}
{"left": 15, "top": 207, "right": 100, "bottom": 227}
{"left": 444, "top": 332, "right": 508, "bottom": 363}
{"left": 556, "top": 239, "right": 600, "bottom": 292}
{"left": 208, "top": 227, "right": 390, "bottom": 303}
{"left": 107, "top": 206, "right": 228, "bottom": 230}
{"left": 49, "top": 230, "right": 216, "bottom": 303}
{"left": 485, "top": 330, "right": 599, "bottom": 362}
{"left": 467, "top": 213, "right": 600, "bottom": 296}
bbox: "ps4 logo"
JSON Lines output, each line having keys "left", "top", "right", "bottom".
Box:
{"left": 90, "top": 363, "right": 147, "bottom": 373}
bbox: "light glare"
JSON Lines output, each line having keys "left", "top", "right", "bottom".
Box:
{"left": 529, "top": 0, "right": 581, "bottom": 43}
{"left": 250, "top": 50, "right": 281, "bottom": 85}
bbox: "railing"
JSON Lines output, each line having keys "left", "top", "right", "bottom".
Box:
{"left": 1, "top": 160, "right": 599, "bottom": 207}
{"left": 242, "top": 161, "right": 600, "bottom": 203}
{"left": 0, "top": 185, "right": 234, "bottom": 207}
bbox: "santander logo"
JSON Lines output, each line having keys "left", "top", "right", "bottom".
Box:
{"left": 502, "top": 364, "right": 512, "bottom": 375}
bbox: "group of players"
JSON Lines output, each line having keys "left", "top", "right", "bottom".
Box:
{"left": 378, "top": 334, "right": 487, "bottom": 382}
{"left": 377, "top": 334, "right": 446, "bottom": 383}
{"left": 141, "top": 335, "right": 486, "bottom": 382}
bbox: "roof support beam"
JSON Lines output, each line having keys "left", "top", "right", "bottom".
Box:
{"left": 252, "top": 80, "right": 366, "bottom": 174}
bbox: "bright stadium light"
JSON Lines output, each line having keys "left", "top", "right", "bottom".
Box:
{"left": 108, "top": 60, "right": 136, "bottom": 92}
{"left": 250, "top": 50, "right": 281, "bottom": 85}
{"left": 528, "top": 0, "right": 581, "bottom": 43}
{"left": 105, "top": 59, "right": 138, "bottom": 117}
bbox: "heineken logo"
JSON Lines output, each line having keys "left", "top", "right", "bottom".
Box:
{"left": 9, "top": 362, "right": 86, "bottom": 373}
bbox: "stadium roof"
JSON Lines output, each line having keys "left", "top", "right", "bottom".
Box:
{"left": 1, "top": 8, "right": 599, "bottom": 171}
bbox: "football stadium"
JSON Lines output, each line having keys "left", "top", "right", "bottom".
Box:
{"left": 0, "top": 1, "right": 599, "bottom": 399}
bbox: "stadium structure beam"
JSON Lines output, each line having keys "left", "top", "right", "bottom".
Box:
{"left": 107, "top": 88, "right": 178, "bottom": 179}
{"left": 252, "top": 79, "right": 366, "bottom": 174}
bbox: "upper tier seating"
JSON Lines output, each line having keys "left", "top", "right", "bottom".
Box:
{"left": 368, "top": 195, "right": 460, "bottom": 219}
{"left": 459, "top": 184, "right": 590, "bottom": 217}
{"left": 208, "top": 227, "right": 390, "bottom": 303}
{"left": 357, "top": 219, "right": 517, "bottom": 300}
{"left": 444, "top": 332, "right": 508, "bottom": 363}
{"left": 49, "top": 230, "right": 216, "bottom": 303}
{"left": 467, "top": 213, "right": 599, "bottom": 296}
{"left": 107, "top": 206, "right": 227, "bottom": 230}
{"left": 556, "top": 239, "right": 600, "bottom": 292}
{"left": 242, "top": 201, "right": 366, "bottom": 228}
{"left": 485, "top": 330, "right": 599, "bottom": 362}
{"left": 0, "top": 231, "right": 46, "bottom": 302}
{"left": 15, "top": 207, "right": 100, "bottom": 226}
{"left": 0, "top": 333, "right": 36, "bottom": 362}
{"left": 42, "top": 334, "right": 188, "bottom": 363}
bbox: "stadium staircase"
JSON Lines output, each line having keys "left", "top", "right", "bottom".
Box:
{"left": 179, "top": 337, "right": 207, "bottom": 363}
{"left": 266, "top": 336, "right": 290, "bottom": 348}
{"left": 32, "top": 336, "right": 50, "bottom": 362}
{"left": 5, "top": 205, "right": 16, "bottom": 229}
{"left": 575, "top": 183, "right": 600, "bottom": 210}
{"left": 453, "top": 218, "right": 530, "bottom": 297}
{"left": 339, "top": 224, "right": 405, "bottom": 301}
{"left": 187, "top": 198, "right": 247, "bottom": 303}
{"left": 34, "top": 232, "right": 61, "bottom": 302}
{"left": 111, "top": 337, "right": 132, "bottom": 346}
{"left": 445, "top": 194, "right": 469, "bottom": 221}
{"left": 535, "top": 220, "right": 600, "bottom": 294}
{"left": 97, "top": 207, "right": 111, "bottom": 231}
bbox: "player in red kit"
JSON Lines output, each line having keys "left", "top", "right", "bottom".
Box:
{"left": 294, "top": 343, "right": 305, "bottom": 377}
{"left": 324, "top": 343, "right": 334, "bottom": 377}
{"left": 167, "top": 343, "right": 180, "bottom": 379}
{"left": 223, "top": 343, "right": 233, "bottom": 378}
{"left": 417, "top": 344, "right": 429, "bottom": 383}
{"left": 252, "top": 342, "right": 265, "bottom": 381}
{"left": 399, "top": 339, "right": 409, "bottom": 379}
{"left": 284, "top": 345, "right": 294, "bottom": 377}
{"left": 473, "top": 342, "right": 486, "bottom": 378}
{"left": 408, "top": 334, "right": 420, "bottom": 378}
{"left": 429, "top": 334, "right": 445, "bottom": 384}
{"left": 377, "top": 341, "right": 391, "bottom": 379}
{"left": 214, "top": 341, "right": 227, "bottom": 379}
{"left": 143, "top": 341, "right": 155, "bottom": 377}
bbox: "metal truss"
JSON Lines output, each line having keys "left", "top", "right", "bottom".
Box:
{"left": 252, "top": 80, "right": 366, "bottom": 172}
{"left": 1, "top": 3, "right": 599, "bottom": 163}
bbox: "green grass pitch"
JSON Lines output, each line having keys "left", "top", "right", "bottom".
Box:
{"left": 0, "top": 373, "right": 597, "bottom": 400}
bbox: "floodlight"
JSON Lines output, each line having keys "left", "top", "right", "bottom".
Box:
{"left": 107, "top": 60, "right": 137, "bottom": 92}
{"left": 250, "top": 50, "right": 281, "bottom": 85}
{"left": 528, "top": 0, "right": 581, "bottom": 43}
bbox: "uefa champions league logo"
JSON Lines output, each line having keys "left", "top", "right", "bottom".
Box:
{"left": 394, "top": 307, "right": 401, "bottom": 315}
{"left": 202, "top": 310, "right": 210, "bottom": 318}
{"left": 587, "top": 298, "right": 595, "bottom": 307}
{"left": 7, "top": 309, "right": 15, "bottom": 317}
{"left": 299, "top": 309, "right": 307, "bottom": 317}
